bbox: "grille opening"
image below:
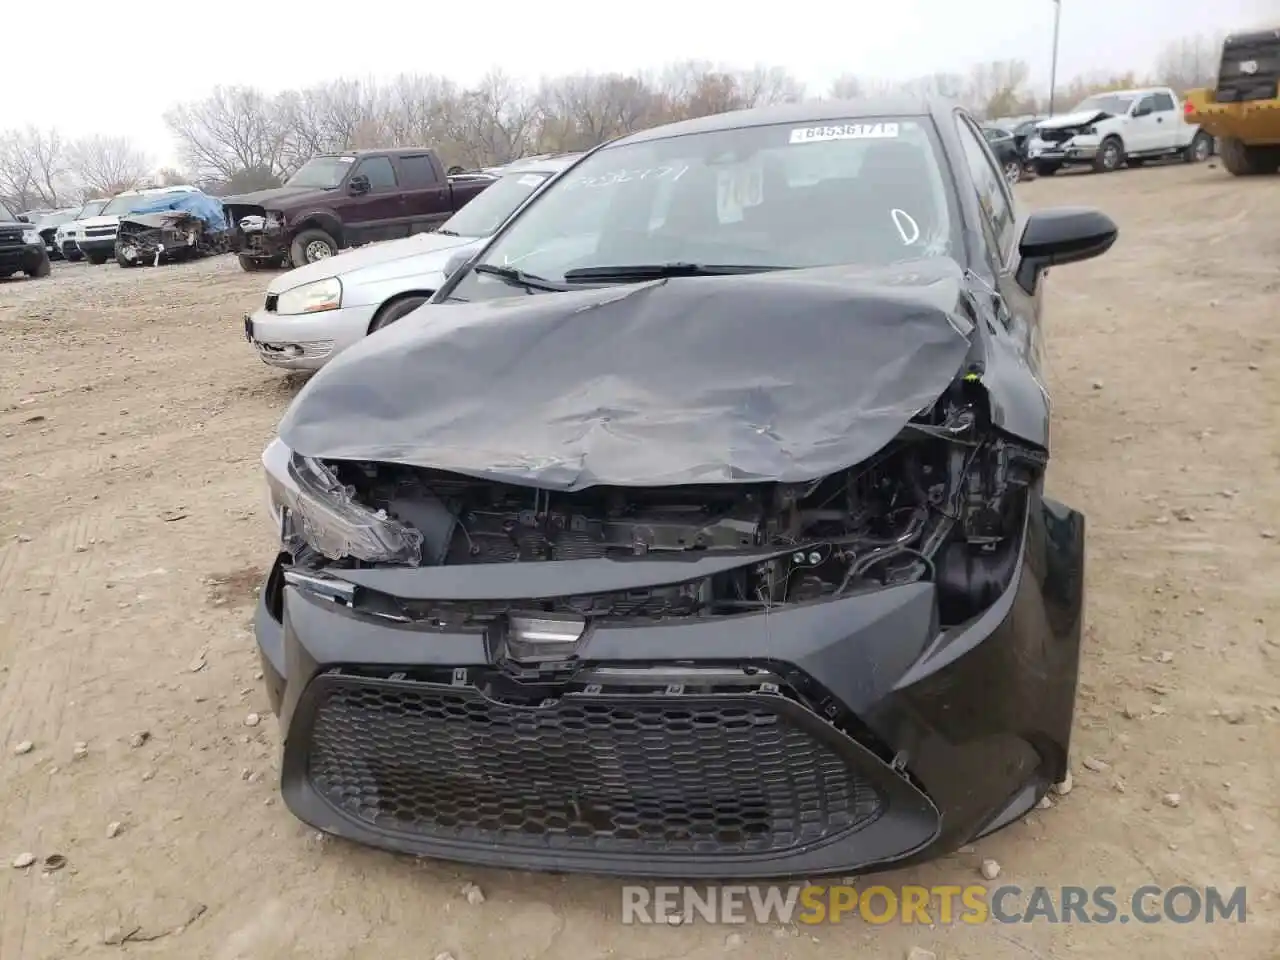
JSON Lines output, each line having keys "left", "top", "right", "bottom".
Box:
{"left": 302, "top": 674, "right": 884, "bottom": 856}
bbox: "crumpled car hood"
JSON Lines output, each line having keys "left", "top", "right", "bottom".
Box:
{"left": 278, "top": 258, "right": 975, "bottom": 490}
{"left": 1037, "top": 109, "right": 1112, "bottom": 131}
{"left": 266, "top": 231, "right": 476, "bottom": 295}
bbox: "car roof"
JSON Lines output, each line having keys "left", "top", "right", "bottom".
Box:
{"left": 612, "top": 97, "right": 939, "bottom": 146}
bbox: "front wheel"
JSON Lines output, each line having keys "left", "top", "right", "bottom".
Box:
{"left": 369, "top": 294, "right": 431, "bottom": 333}
{"left": 26, "top": 252, "right": 52, "bottom": 278}
{"left": 289, "top": 229, "right": 339, "bottom": 266}
{"left": 1093, "top": 137, "right": 1124, "bottom": 173}
{"left": 1002, "top": 160, "right": 1022, "bottom": 185}
{"left": 1185, "top": 132, "right": 1212, "bottom": 163}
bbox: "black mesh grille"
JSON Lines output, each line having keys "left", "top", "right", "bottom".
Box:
{"left": 303, "top": 675, "right": 883, "bottom": 856}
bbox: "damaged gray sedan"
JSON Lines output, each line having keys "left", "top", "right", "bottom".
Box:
{"left": 255, "top": 98, "right": 1118, "bottom": 878}
{"left": 114, "top": 191, "right": 230, "bottom": 267}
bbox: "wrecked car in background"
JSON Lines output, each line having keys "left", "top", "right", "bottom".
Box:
{"left": 254, "top": 99, "right": 1119, "bottom": 877}
{"left": 115, "top": 190, "right": 229, "bottom": 267}
{"left": 244, "top": 154, "right": 581, "bottom": 372}
{"left": 222, "top": 148, "right": 495, "bottom": 272}
{"left": 55, "top": 199, "right": 108, "bottom": 261}
{"left": 23, "top": 207, "right": 81, "bottom": 259}
{"left": 73, "top": 186, "right": 201, "bottom": 264}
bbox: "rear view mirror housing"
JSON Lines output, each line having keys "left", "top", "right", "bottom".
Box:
{"left": 348, "top": 174, "right": 371, "bottom": 195}
{"left": 1016, "top": 206, "right": 1117, "bottom": 293}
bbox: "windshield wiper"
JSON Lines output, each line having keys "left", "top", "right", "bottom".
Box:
{"left": 562, "top": 262, "right": 789, "bottom": 283}
{"left": 472, "top": 262, "right": 572, "bottom": 292}
{"left": 435, "top": 228, "right": 460, "bottom": 236}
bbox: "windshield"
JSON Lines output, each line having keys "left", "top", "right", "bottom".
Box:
{"left": 468, "top": 117, "right": 955, "bottom": 287}
{"left": 1072, "top": 94, "right": 1134, "bottom": 116}
{"left": 81, "top": 199, "right": 108, "bottom": 218}
{"left": 285, "top": 156, "right": 356, "bottom": 189}
{"left": 0, "top": 202, "right": 18, "bottom": 223}
{"left": 438, "top": 169, "right": 554, "bottom": 237}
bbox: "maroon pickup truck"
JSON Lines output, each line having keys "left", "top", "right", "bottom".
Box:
{"left": 222, "top": 148, "right": 496, "bottom": 271}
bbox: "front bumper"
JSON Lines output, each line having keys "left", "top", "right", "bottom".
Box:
{"left": 1028, "top": 137, "right": 1099, "bottom": 164}
{"left": 245, "top": 303, "right": 379, "bottom": 371}
{"left": 76, "top": 237, "right": 116, "bottom": 255}
{"left": 255, "top": 495, "right": 1086, "bottom": 878}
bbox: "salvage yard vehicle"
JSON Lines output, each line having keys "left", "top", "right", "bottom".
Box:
{"left": 56, "top": 199, "right": 107, "bottom": 261}
{"left": 73, "top": 186, "right": 200, "bottom": 265}
{"left": 982, "top": 125, "right": 1025, "bottom": 182}
{"left": 223, "top": 148, "right": 496, "bottom": 273}
{"left": 1184, "top": 26, "right": 1280, "bottom": 175}
{"left": 245, "top": 154, "right": 580, "bottom": 371}
{"left": 253, "top": 98, "right": 1118, "bottom": 877}
{"left": 0, "top": 201, "right": 52, "bottom": 279}
{"left": 22, "top": 207, "right": 79, "bottom": 259}
{"left": 115, "top": 190, "right": 229, "bottom": 267}
{"left": 1028, "top": 86, "right": 1213, "bottom": 174}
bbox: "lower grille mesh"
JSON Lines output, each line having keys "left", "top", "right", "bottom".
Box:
{"left": 304, "top": 675, "right": 883, "bottom": 856}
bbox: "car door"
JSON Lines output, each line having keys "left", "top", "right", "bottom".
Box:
{"left": 1126, "top": 94, "right": 1161, "bottom": 152}
{"left": 954, "top": 113, "right": 1047, "bottom": 386}
{"left": 345, "top": 156, "right": 407, "bottom": 243}
{"left": 1150, "top": 91, "right": 1180, "bottom": 149}
{"left": 395, "top": 153, "right": 454, "bottom": 234}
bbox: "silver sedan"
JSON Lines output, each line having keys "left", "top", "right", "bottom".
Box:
{"left": 244, "top": 154, "right": 580, "bottom": 372}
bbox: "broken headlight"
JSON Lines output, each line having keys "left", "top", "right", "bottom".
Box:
{"left": 262, "top": 439, "right": 422, "bottom": 565}
{"left": 276, "top": 278, "right": 342, "bottom": 315}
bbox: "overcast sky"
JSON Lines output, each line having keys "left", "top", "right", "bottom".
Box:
{"left": 5, "top": 0, "right": 1274, "bottom": 169}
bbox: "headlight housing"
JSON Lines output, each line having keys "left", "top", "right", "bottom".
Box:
{"left": 263, "top": 440, "right": 422, "bottom": 565}
{"left": 276, "top": 277, "right": 342, "bottom": 315}
{"left": 22, "top": 230, "right": 41, "bottom": 246}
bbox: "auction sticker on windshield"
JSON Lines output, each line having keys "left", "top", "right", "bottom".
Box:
{"left": 789, "top": 123, "right": 900, "bottom": 144}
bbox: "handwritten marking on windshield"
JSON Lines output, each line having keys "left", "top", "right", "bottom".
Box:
{"left": 564, "top": 164, "right": 691, "bottom": 189}
{"left": 891, "top": 209, "right": 920, "bottom": 245}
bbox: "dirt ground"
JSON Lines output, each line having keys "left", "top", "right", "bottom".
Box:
{"left": 0, "top": 162, "right": 1277, "bottom": 960}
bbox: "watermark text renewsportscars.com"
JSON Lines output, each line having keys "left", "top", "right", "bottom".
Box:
{"left": 622, "top": 884, "right": 1247, "bottom": 926}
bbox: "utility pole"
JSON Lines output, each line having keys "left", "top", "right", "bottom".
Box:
{"left": 1048, "top": 0, "right": 1062, "bottom": 115}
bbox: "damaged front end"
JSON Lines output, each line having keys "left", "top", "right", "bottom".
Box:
{"left": 269, "top": 387, "right": 1041, "bottom": 627}
{"left": 254, "top": 263, "right": 1085, "bottom": 877}
{"left": 115, "top": 211, "right": 229, "bottom": 267}
{"left": 225, "top": 205, "right": 287, "bottom": 263}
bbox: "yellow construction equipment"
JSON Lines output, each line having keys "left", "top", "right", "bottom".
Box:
{"left": 1184, "top": 27, "right": 1280, "bottom": 175}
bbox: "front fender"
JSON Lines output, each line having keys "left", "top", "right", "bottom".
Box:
{"left": 286, "top": 209, "right": 344, "bottom": 245}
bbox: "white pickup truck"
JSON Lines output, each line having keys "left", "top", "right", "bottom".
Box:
{"left": 1027, "top": 86, "right": 1214, "bottom": 175}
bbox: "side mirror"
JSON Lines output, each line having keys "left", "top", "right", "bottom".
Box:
{"left": 1015, "top": 207, "right": 1118, "bottom": 293}
{"left": 16, "top": 214, "right": 29, "bottom": 223}
{"left": 1132, "top": 103, "right": 1152, "bottom": 118}
{"left": 348, "top": 174, "right": 371, "bottom": 195}
{"left": 441, "top": 247, "right": 476, "bottom": 279}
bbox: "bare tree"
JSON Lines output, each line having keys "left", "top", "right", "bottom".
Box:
{"left": 965, "top": 60, "right": 1032, "bottom": 118}
{"left": 829, "top": 74, "right": 866, "bottom": 100}
{"left": 0, "top": 126, "right": 69, "bottom": 210}
{"left": 447, "top": 70, "right": 540, "bottom": 167}
{"left": 164, "top": 86, "right": 290, "bottom": 181}
{"left": 1155, "top": 32, "right": 1224, "bottom": 94}
{"left": 68, "top": 135, "right": 151, "bottom": 196}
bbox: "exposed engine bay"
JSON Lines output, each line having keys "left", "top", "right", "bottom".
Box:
{"left": 116, "top": 212, "right": 230, "bottom": 266}
{"left": 291, "top": 386, "right": 1048, "bottom": 627}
